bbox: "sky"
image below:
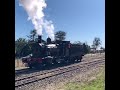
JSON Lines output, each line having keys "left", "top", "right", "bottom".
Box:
{"left": 15, "top": 0, "right": 105, "bottom": 47}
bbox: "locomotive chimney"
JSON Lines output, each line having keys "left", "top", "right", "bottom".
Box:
{"left": 47, "top": 37, "right": 51, "bottom": 44}
{"left": 38, "top": 35, "right": 42, "bottom": 43}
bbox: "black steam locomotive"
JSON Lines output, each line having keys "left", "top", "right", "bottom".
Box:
{"left": 22, "top": 36, "right": 85, "bottom": 68}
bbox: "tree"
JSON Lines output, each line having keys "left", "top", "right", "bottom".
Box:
{"left": 100, "top": 47, "right": 103, "bottom": 50}
{"left": 100, "top": 47, "right": 105, "bottom": 52}
{"left": 92, "top": 37, "right": 101, "bottom": 50}
{"left": 27, "top": 29, "right": 37, "bottom": 41}
{"left": 15, "top": 38, "right": 26, "bottom": 43}
{"left": 20, "top": 43, "right": 32, "bottom": 57}
{"left": 55, "top": 31, "right": 66, "bottom": 41}
{"left": 74, "top": 41, "right": 82, "bottom": 45}
{"left": 82, "top": 43, "right": 91, "bottom": 54}
{"left": 15, "top": 38, "right": 27, "bottom": 58}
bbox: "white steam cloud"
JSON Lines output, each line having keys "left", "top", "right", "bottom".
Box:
{"left": 19, "top": 0, "right": 54, "bottom": 40}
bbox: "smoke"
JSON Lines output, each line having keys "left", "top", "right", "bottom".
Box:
{"left": 19, "top": 0, "right": 55, "bottom": 40}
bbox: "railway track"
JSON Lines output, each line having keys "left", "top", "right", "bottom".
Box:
{"left": 15, "top": 55, "right": 104, "bottom": 76}
{"left": 15, "top": 68, "right": 40, "bottom": 77}
{"left": 15, "top": 59, "right": 105, "bottom": 88}
{"left": 15, "top": 57, "right": 104, "bottom": 80}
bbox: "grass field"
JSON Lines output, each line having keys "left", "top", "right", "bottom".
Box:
{"left": 59, "top": 67, "right": 105, "bottom": 90}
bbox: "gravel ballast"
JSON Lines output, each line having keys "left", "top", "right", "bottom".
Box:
{"left": 15, "top": 59, "right": 105, "bottom": 90}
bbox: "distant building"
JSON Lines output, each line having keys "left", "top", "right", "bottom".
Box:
{"left": 90, "top": 48, "right": 95, "bottom": 53}
{"left": 90, "top": 47, "right": 105, "bottom": 53}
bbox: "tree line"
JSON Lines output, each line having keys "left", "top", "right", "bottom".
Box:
{"left": 15, "top": 30, "right": 104, "bottom": 58}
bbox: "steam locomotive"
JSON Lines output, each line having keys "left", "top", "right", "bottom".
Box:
{"left": 22, "top": 36, "right": 85, "bottom": 69}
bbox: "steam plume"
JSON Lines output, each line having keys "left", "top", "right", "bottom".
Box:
{"left": 19, "top": 0, "right": 54, "bottom": 40}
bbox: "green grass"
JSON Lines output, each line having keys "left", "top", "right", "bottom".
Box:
{"left": 61, "top": 68, "right": 105, "bottom": 90}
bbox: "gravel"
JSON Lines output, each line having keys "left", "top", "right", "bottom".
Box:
{"left": 15, "top": 59, "right": 105, "bottom": 90}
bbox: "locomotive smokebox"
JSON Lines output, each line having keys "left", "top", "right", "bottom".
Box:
{"left": 47, "top": 37, "right": 51, "bottom": 44}
{"left": 38, "top": 35, "right": 42, "bottom": 43}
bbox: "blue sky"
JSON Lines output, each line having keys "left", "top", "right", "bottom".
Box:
{"left": 15, "top": 0, "right": 105, "bottom": 47}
